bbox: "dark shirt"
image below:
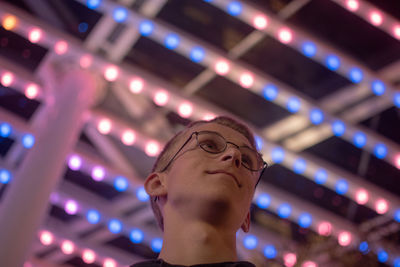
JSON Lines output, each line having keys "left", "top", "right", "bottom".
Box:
{"left": 130, "top": 259, "right": 256, "bottom": 267}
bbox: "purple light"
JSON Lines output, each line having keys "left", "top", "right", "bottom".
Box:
{"left": 64, "top": 200, "right": 78, "bottom": 215}
{"left": 91, "top": 166, "right": 105, "bottom": 181}
{"left": 68, "top": 155, "right": 82, "bottom": 171}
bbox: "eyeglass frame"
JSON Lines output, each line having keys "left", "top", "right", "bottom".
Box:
{"left": 160, "top": 131, "right": 268, "bottom": 187}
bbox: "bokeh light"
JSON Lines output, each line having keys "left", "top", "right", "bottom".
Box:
{"left": 121, "top": 130, "right": 136, "bottom": 145}
{"left": 338, "top": 231, "right": 352, "bottom": 246}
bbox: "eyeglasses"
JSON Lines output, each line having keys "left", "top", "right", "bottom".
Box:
{"left": 160, "top": 131, "right": 268, "bottom": 186}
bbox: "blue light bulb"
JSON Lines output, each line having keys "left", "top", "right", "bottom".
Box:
{"left": 164, "top": 33, "right": 180, "bottom": 49}
{"left": 227, "top": 1, "right": 242, "bottom": 16}
{"left": 0, "top": 122, "right": 12, "bottom": 138}
{"left": 278, "top": 203, "right": 291, "bottom": 218}
{"left": 314, "top": 169, "right": 328, "bottom": 185}
{"left": 151, "top": 238, "right": 163, "bottom": 252}
{"left": 373, "top": 143, "right": 387, "bottom": 159}
{"left": 293, "top": 158, "right": 306, "bottom": 174}
{"left": 286, "top": 97, "right": 301, "bottom": 113}
{"left": 325, "top": 55, "right": 340, "bottom": 70}
{"left": 348, "top": 67, "right": 363, "bottom": 83}
{"left": 139, "top": 20, "right": 154, "bottom": 36}
{"left": 331, "top": 120, "right": 345, "bottom": 136}
{"left": 243, "top": 235, "right": 258, "bottom": 249}
{"left": 86, "top": 209, "right": 101, "bottom": 224}
{"left": 87, "top": 0, "right": 101, "bottom": 9}
{"left": 263, "top": 245, "right": 277, "bottom": 259}
{"left": 371, "top": 80, "right": 385, "bottom": 95}
{"left": 353, "top": 131, "right": 367, "bottom": 148}
{"left": 130, "top": 228, "right": 144, "bottom": 243}
{"left": 108, "top": 219, "right": 122, "bottom": 234}
{"left": 271, "top": 147, "right": 285, "bottom": 163}
{"left": 0, "top": 169, "right": 11, "bottom": 184}
{"left": 309, "top": 108, "right": 324, "bottom": 124}
{"left": 113, "top": 7, "right": 128, "bottom": 23}
{"left": 377, "top": 249, "right": 388, "bottom": 263}
{"left": 335, "top": 179, "right": 348, "bottom": 195}
{"left": 298, "top": 212, "right": 312, "bottom": 228}
{"left": 189, "top": 46, "right": 205, "bottom": 63}
{"left": 262, "top": 84, "right": 278, "bottom": 101}
{"left": 22, "top": 134, "right": 35, "bottom": 149}
{"left": 302, "top": 42, "right": 317, "bottom": 57}
{"left": 114, "top": 176, "right": 129, "bottom": 192}
{"left": 256, "top": 193, "right": 271, "bottom": 209}
{"left": 136, "top": 186, "right": 150, "bottom": 202}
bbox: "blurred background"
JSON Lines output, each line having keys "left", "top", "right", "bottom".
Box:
{"left": 0, "top": 0, "right": 399, "bottom": 266}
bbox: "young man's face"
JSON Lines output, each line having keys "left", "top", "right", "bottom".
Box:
{"left": 158, "top": 122, "right": 257, "bottom": 232}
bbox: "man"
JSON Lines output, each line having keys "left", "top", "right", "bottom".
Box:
{"left": 131, "top": 116, "right": 267, "bottom": 267}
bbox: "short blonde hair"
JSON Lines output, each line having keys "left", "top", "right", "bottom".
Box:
{"left": 150, "top": 116, "right": 257, "bottom": 231}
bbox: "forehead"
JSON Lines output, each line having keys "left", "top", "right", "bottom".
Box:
{"left": 188, "top": 122, "right": 252, "bottom": 148}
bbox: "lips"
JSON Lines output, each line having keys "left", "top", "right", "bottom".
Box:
{"left": 206, "top": 170, "right": 241, "bottom": 187}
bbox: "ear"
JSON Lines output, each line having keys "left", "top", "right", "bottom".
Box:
{"left": 240, "top": 210, "right": 251, "bottom": 233}
{"left": 144, "top": 172, "right": 168, "bottom": 197}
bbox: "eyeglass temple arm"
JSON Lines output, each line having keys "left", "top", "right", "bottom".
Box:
{"left": 160, "top": 133, "right": 196, "bottom": 172}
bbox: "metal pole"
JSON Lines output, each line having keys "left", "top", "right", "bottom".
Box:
{"left": 0, "top": 66, "right": 97, "bottom": 267}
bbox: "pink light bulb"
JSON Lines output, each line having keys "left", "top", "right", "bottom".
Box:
{"left": 121, "top": 130, "right": 136, "bottom": 145}
{"left": 104, "top": 65, "right": 119, "bottom": 81}
{"left": 394, "top": 25, "right": 400, "bottom": 40}
{"left": 54, "top": 41, "right": 68, "bottom": 55}
{"left": 203, "top": 113, "right": 216, "bottom": 121}
{"left": 317, "top": 221, "right": 332, "bottom": 236}
{"left": 25, "top": 83, "right": 39, "bottom": 99}
{"left": 345, "top": 0, "right": 359, "bottom": 11}
{"left": 80, "top": 54, "right": 93, "bottom": 69}
{"left": 92, "top": 166, "right": 105, "bottom": 181}
{"left": 153, "top": 90, "right": 169, "bottom": 106}
{"left": 278, "top": 28, "right": 293, "bottom": 44}
{"left": 369, "top": 11, "right": 383, "bottom": 26}
{"left": 61, "top": 240, "right": 75, "bottom": 254}
{"left": 64, "top": 200, "right": 78, "bottom": 215}
{"left": 39, "top": 231, "right": 54, "bottom": 246}
{"left": 214, "top": 60, "right": 230, "bottom": 75}
{"left": 283, "top": 252, "right": 297, "bottom": 267}
{"left": 239, "top": 72, "right": 254, "bottom": 88}
{"left": 145, "top": 141, "right": 160, "bottom": 157}
{"left": 338, "top": 231, "right": 352, "bottom": 246}
{"left": 395, "top": 155, "right": 400, "bottom": 169}
{"left": 68, "top": 155, "right": 82, "bottom": 171}
{"left": 302, "top": 261, "right": 317, "bottom": 267}
{"left": 97, "top": 118, "right": 112, "bottom": 134}
{"left": 82, "top": 249, "right": 96, "bottom": 264}
{"left": 103, "top": 258, "right": 117, "bottom": 267}
{"left": 28, "top": 28, "right": 42, "bottom": 43}
{"left": 375, "top": 199, "right": 388, "bottom": 214}
{"left": 355, "top": 189, "right": 369, "bottom": 205}
{"left": 1, "top": 72, "right": 14, "bottom": 87}
{"left": 129, "top": 78, "right": 144, "bottom": 94}
{"left": 253, "top": 15, "right": 268, "bottom": 30}
{"left": 178, "top": 102, "right": 193, "bottom": 118}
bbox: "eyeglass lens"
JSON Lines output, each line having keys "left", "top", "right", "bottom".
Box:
{"left": 196, "top": 131, "right": 262, "bottom": 171}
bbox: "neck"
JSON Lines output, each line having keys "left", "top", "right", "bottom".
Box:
{"left": 158, "top": 205, "right": 238, "bottom": 266}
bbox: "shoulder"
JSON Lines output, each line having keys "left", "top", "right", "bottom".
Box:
{"left": 192, "top": 261, "right": 256, "bottom": 267}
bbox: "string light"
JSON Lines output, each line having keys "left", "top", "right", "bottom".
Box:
{"left": 145, "top": 141, "right": 160, "bottom": 157}
{"left": 28, "top": 28, "right": 42, "bottom": 43}
{"left": 283, "top": 252, "right": 297, "bottom": 267}
{"left": 129, "top": 78, "right": 144, "bottom": 94}
{"left": 393, "top": 25, "right": 400, "bottom": 40}
{"left": 104, "top": 65, "right": 119, "bottom": 82}
{"left": 375, "top": 199, "right": 388, "bottom": 214}
{"left": 317, "top": 221, "right": 332, "bottom": 236}
{"left": 1, "top": 72, "right": 14, "bottom": 87}
{"left": 345, "top": 0, "right": 359, "bottom": 11}
{"left": 91, "top": 166, "right": 105, "bottom": 181}
{"left": 79, "top": 54, "right": 93, "bottom": 69}
{"left": 253, "top": 15, "right": 268, "bottom": 30}
{"left": 355, "top": 189, "right": 369, "bottom": 205}
{"left": 68, "top": 155, "right": 82, "bottom": 171}
{"left": 2, "top": 15, "right": 18, "bottom": 30}
{"left": 369, "top": 11, "right": 383, "bottom": 26}
{"left": 278, "top": 28, "right": 293, "bottom": 44}
{"left": 82, "top": 249, "right": 96, "bottom": 264}
{"left": 54, "top": 41, "right": 68, "bottom": 55}
{"left": 153, "top": 90, "right": 169, "bottom": 106}
{"left": 121, "top": 130, "right": 136, "bottom": 146}
{"left": 97, "top": 118, "right": 112, "bottom": 134}
{"left": 239, "top": 72, "right": 254, "bottom": 88}
{"left": 214, "top": 60, "right": 230, "bottom": 75}
{"left": 338, "top": 231, "right": 352, "bottom": 246}
{"left": 61, "top": 240, "right": 75, "bottom": 255}
{"left": 178, "top": 102, "right": 193, "bottom": 118}
{"left": 104, "top": 258, "right": 117, "bottom": 267}
{"left": 39, "top": 231, "right": 54, "bottom": 246}
{"left": 25, "top": 84, "right": 39, "bottom": 99}
{"left": 64, "top": 200, "right": 78, "bottom": 215}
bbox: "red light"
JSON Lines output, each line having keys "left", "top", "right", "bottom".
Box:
{"left": 145, "top": 141, "right": 160, "bottom": 157}
{"left": 79, "top": 54, "right": 93, "bottom": 69}
{"left": 283, "top": 252, "right": 297, "bottom": 267}
{"left": 338, "top": 231, "right": 352, "bottom": 246}
{"left": 239, "top": 72, "right": 254, "bottom": 88}
{"left": 97, "top": 118, "right": 112, "bottom": 134}
{"left": 104, "top": 65, "right": 119, "bottom": 81}
{"left": 302, "top": 261, "right": 317, "bottom": 267}
{"left": 317, "top": 221, "right": 332, "bottom": 236}
{"left": 178, "top": 102, "right": 193, "bottom": 118}
{"left": 25, "top": 83, "right": 39, "bottom": 99}
{"left": 278, "top": 28, "right": 293, "bottom": 44}
{"left": 61, "top": 240, "right": 74, "bottom": 254}
{"left": 394, "top": 25, "right": 400, "bottom": 40}
{"left": 355, "top": 189, "right": 369, "bottom": 205}
{"left": 121, "top": 130, "right": 136, "bottom": 145}
{"left": 153, "top": 90, "right": 169, "bottom": 106}
{"left": 203, "top": 113, "right": 216, "bottom": 121}
{"left": 345, "top": 0, "right": 359, "bottom": 11}
{"left": 28, "top": 28, "right": 42, "bottom": 43}
{"left": 39, "top": 231, "right": 54, "bottom": 246}
{"left": 103, "top": 258, "right": 117, "bottom": 267}
{"left": 82, "top": 249, "right": 96, "bottom": 264}
{"left": 54, "top": 41, "right": 68, "bottom": 55}
{"left": 369, "top": 11, "right": 383, "bottom": 26}
{"left": 253, "top": 15, "right": 268, "bottom": 30}
{"left": 375, "top": 199, "right": 388, "bottom": 214}
{"left": 129, "top": 78, "right": 144, "bottom": 94}
{"left": 214, "top": 60, "right": 230, "bottom": 75}
{"left": 396, "top": 155, "right": 400, "bottom": 169}
{"left": 1, "top": 72, "right": 14, "bottom": 87}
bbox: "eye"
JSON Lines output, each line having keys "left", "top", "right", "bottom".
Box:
{"left": 241, "top": 154, "right": 254, "bottom": 166}
{"left": 200, "top": 139, "right": 219, "bottom": 150}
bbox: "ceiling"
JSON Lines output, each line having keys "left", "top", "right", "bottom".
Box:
{"left": 0, "top": 0, "right": 400, "bottom": 266}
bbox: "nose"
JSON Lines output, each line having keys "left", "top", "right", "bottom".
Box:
{"left": 221, "top": 143, "right": 241, "bottom": 168}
